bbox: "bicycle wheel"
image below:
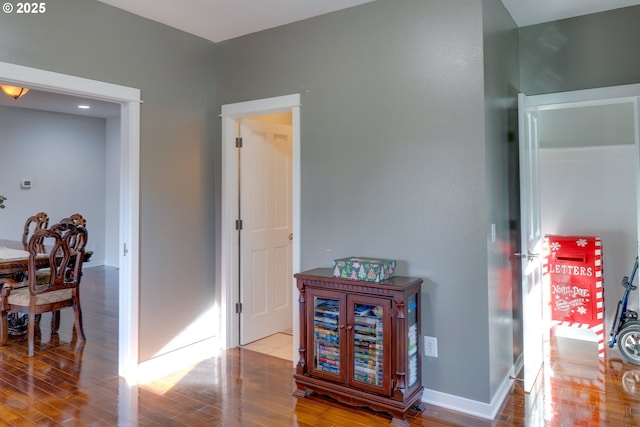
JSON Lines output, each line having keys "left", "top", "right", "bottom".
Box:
{"left": 618, "top": 321, "right": 640, "bottom": 365}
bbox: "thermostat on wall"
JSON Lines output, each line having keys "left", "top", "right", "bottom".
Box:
{"left": 21, "top": 179, "right": 32, "bottom": 189}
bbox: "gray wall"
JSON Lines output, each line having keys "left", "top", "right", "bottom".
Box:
{"left": 539, "top": 104, "right": 635, "bottom": 149}
{"left": 0, "top": 0, "right": 218, "bottom": 361}
{"left": 219, "top": 0, "right": 516, "bottom": 403}
{"left": 0, "top": 106, "right": 107, "bottom": 263}
{"left": 520, "top": 5, "right": 640, "bottom": 95}
{"left": 0, "top": 0, "right": 521, "bottom": 408}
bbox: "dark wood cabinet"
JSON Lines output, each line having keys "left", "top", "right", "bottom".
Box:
{"left": 293, "top": 268, "right": 424, "bottom": 426}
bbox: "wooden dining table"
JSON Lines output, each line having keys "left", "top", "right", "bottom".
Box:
{"left": 0, "top": 239, "right": 92, "bottom": 279}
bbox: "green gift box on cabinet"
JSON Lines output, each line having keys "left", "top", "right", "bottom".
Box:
{"left": 332, "top": 257, "right": 396, "bottom": 283}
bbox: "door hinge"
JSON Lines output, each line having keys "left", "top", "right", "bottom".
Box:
{"left": 235, "top": 137, "right": 243, "bottom": 148}
{"left": 235, "top": 302, "right": 243, "bottom": 314}
{"left": 235, "top": 219, "right": 243, "bottom": 230}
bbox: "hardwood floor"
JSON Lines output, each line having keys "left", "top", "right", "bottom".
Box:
{"left": 1, "top": 265, "right": 640, "bottom": 426}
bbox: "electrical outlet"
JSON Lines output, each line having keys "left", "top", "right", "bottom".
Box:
{"left": 424, "top": 336, "right": 438, "bottom": 358}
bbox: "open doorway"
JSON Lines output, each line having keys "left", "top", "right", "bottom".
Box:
{"left": 519, "top": 83, "right": 640, "bottom": 390}
{"left": 0, "top": 88, "right": 121, "bottom": 266}
{"left": 538, "top": 101, "right": 638, "bottom": 340}
{"left": 220, "top": 94, "right": 301, "bottom": 364}
{"left": 0, "top": 61, "right": 141, "bottom": 382}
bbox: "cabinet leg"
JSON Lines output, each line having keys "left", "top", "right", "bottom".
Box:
{"left": 390, "top": 402, "right": 424, "bottom": 427}
{"left": 390, "top": 417, "right": 409, "bottom": 427}
{"left": 409, "top": 402, "right": 426, "bottom": 415}
{"left": 293, "top": 386, "right": 312, "bottom": 398}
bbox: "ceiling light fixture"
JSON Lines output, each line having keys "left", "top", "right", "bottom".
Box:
{"left": 78, "top": 105, "right": 91, "bottom": 109}
{"left": 0, "top": 84, "right": 30, "bottom": 100}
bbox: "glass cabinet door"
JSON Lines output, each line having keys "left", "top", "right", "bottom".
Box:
{"left": 348, "top": 296, "right": 391, "bottom": 395}
{"left": 308, "top": 290, "right": 345, "bottom": 382}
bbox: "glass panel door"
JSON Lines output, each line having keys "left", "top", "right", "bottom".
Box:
{"left": 311, "top": 293, "right": 343, "bottom": 379}
{"left": 353, "top": 302, "right": 384, "bottom": 386}
{"left": 349, "top": 296, "right": 391, "bottom": 394}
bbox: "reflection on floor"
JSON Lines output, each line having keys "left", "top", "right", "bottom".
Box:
{"left": 241, "top": 331, "right": 293, "bottom": 361}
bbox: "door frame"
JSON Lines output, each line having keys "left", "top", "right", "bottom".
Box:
{"left": 521, "top": 83, "right": 640, "bottom": 368}
{"left": 0, "top": 61, "right": 141, "bottom": 383}
{"left": 220, "top": 94, "right": 301, "bottom": 361}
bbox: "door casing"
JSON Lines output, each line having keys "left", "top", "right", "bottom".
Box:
{"left": 0, "top": 60, "right": 141, "bottom": 383}
{"left": 220, "top": 94, "right": 301, "bottom": 363}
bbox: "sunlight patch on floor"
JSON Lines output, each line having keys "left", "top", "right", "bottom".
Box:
{"left": 137, "top": 336, "right": 223, "bottom": 392}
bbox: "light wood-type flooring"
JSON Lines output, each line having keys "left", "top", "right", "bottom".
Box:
{"left": 1, "top": 265, "right": 639, "bottom": 426}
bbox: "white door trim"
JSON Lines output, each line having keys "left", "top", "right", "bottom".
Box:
{"left": 0, "top": 61, "right": 141, "bottom": 383}
{"left": 220, "top": 94, "right": 301, "bottom": 362}
{"left": 525, "top": 84, "right": 640, "bottom": 107}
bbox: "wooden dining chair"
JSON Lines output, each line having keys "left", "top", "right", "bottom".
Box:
{"left": 20, "top": 212, "right": 51, "bottom": 295}
{"left": 21, "top": 211, "right": 49, "bottom": 251}
{"left": 30, "top": 215, "right": 88, "bottom": 331}
{"left": 2, "top": 212, "right": 47, "bottom": 335}
{"left": 49, "top": 220, "right": 87, "bottom": 332}
{"left": 0, "top": 223, "right": 88, "bottom": 356}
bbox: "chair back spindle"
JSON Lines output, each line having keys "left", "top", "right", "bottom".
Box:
{"left": 22, "top": 212, "right": 49, "bottom": 251}
{"left": 60, "top": 213, "right": 87, "bottom": 228}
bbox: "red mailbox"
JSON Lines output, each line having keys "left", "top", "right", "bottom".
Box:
{"left": 544, "top": 235, "right": 605, "bottom": 356}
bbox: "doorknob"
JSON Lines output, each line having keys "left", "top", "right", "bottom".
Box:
{"left": 288, "top": 233, "right": 293, "bottom": 241}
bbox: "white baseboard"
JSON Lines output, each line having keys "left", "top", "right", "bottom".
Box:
{"left": 421, "top": 364, "right": 516, "bottom": 420}
{"left": 137, "top": 336, "right": 224, "bottom": 384}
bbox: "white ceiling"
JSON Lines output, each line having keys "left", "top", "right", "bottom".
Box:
{"left": 4, "top": 0, "right": 640, "bottom": 118}
{"left": 501, "top": 0, "right": 640, "bottom": 27}
{"left": 95, "top": 0, "right": 376, "bottom": 43}
{"left": 93, "top": 0, "right": 640, "bottom": 43}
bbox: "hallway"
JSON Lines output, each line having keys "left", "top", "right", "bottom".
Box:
{"left": 241, "top": 330, "right": 294, "bottom": 362}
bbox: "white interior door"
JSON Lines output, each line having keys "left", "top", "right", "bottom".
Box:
{"left": 518, "top": 93, "right": 544, "bottom": 393}
{"left": 240, "top": 118, "right": 293, "bottom": 345}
